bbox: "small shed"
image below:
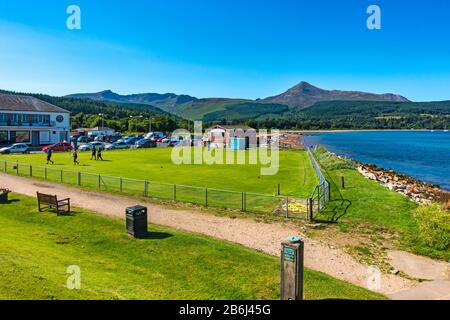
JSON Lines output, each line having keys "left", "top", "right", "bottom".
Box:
{"left": 229, "top": 137, "right": 250, "bottom": 150}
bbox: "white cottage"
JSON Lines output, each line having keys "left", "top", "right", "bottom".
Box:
{"left": 0, "top": 93, "right": 71, "bottom": 146}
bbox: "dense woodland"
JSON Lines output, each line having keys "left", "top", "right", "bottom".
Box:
{"left": 1, "top": 90, "right": 449, "bottom": 131}
{"left": 214, "top": 101, "right": 450, "bottom": 130}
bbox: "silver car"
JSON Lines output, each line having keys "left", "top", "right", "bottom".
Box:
{"left": 0, "top": 143, "right": 30, "bottom": 154}
{"left": 78, "top": 142, "right": 105, "bottom": 152}
{"left": 105, "top": 141, "right": 129, "bottom": 150}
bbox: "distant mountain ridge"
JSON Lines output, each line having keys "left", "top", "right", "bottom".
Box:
{"left": 66, "top": 90, "right": 197, "bottom": 111}
{"left": 65, "top": 81, "right": 411, "bottom": 120}
{"left": 262, "top": 81, "right": 409, "bottom": 108}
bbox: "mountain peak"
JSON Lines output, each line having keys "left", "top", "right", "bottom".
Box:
{"left": 263, "top": 82, "right": 409, "bottom": 108}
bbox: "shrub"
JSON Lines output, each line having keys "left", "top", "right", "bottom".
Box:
{"left": 414, "top": 204, "right": 450, "bottom": 251}
{"left": 313, "top": 147, "right": 355, "bottom": 170}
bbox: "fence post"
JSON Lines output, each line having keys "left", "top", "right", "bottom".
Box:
{"left": 4, "top": 161, "right": 6, "bottom": 172}
{"left": 308, "top": 198, "right": 313, "bottom": 221}
{"left": 45, "top": 167, "right": 47, "bottom": 180}
{"left": 317, "top": 185, "right": 321, "bottom": 211}
{"left": 277, "top": 183, "right": 281, "bottom": 196}
{"left": 241, "top": 192, "right": 246, "bottom": 212}
{"left": 29, "top": 165, "right": 32, "bottom": 177}
{"left": 340, "top": 176, "right": 345, "bottom": 189}
{"left": 60, "top": 170, "right": 63, "bottom": 182}
{"left": 144, "top": 181, "right": 148, "bottom": 197}
{"left": 173, "top": 184, "right": 177, "bottom": 201}
{"left": 78, "top": 171, "right": 81, "bottom": 186}
{"left": 16, "top": 162, "right": 19, "bottom": 175}
{"left": 98, "top": 174, "right": 101, "bottom": 189}
{"left": 120, "top": 177, "right": 123, "bottom": 193}
{"left": 285, "top": 197, "right": 289, "bottom": 218}
{"left": 205, "top": 188, "right": 208, "bottom": 207}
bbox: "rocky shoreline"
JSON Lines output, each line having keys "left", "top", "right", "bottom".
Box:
{"left": 356, "top": 162, "right": 450, "bottom": 206}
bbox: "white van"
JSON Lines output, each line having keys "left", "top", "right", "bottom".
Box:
{"left": 144, "top": 132, "right": 165, "bottom": 140}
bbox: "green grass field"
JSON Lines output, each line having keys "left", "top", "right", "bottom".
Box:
{"left": 0, "top": 148, "right": 316, "bottom": 215}
{"left": 313, "top": 147, "right": 449, "bottom": 260}
{"left": 1, "top": 148, "right": 316, "bottom": 197}
{"left": 0, "top": 194, "right": 385, "bottom": 300}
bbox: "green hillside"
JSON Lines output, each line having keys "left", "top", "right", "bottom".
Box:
{"left": 172, "top": 98, "right": 251, "bottom": 119}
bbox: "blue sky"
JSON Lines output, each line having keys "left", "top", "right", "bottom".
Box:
{"left": 0, "top": 0, "right": 449, "bottom": 101}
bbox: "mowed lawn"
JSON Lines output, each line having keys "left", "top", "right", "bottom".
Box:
{"left": 1, "top": 148, "right": 317, "bottom": 198}
{"left": 0, "top": 194, "right": 385, "bottom": 300}
{"left": 312, "top": 148, "right": 450, "bottom": 260}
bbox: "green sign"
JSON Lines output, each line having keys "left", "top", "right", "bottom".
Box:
{"left": 283, "top": 247, "right": 296, "bottom": 263}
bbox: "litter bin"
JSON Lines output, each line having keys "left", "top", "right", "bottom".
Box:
{"left": 126, "top": 205, "right": 148, "bottom": 238}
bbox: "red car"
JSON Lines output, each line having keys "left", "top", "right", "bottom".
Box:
{"left": 42, "top": 142, "right": 73, "bottom": 152}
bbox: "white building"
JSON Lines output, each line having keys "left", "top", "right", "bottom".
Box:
{"left": 0, "top": 93, "right": 71, "bottom": 146}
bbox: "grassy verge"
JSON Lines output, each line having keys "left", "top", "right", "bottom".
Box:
{"left": 0, "top": 193, "right": 384, "bottom": 300}
{"left": 313, "top": 147, "right": 449, "bottom": 260}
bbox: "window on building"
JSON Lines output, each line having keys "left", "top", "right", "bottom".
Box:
{"left": 0, "top": 113, "right": 51, "bottom": 126}
{"left": 0, "top": 131, "right": 8, "bottom": 144}
{"left": 10, "top": 131, "right": 30, "bottom": 143}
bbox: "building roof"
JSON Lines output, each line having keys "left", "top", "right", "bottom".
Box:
{"left": 89, "top": 127, "right": 115, "bottom": 131}
{"left": 207, "top": 124, "right": 254, "bottom": 131}
{"left": 0, "top": 93, "right": 70, "bottom": 113}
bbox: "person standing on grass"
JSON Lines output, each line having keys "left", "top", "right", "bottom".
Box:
{"left": 91, "top": 145, "right": 96, "bottom": 160}
{"left": 46, "top": 149, "right": 54, "bottom": 165}
{"left": 72, "top": 149, "right": 79, "bottom": 165}
{"left": 97, "top": 147, "right": 104, "bottom": 161}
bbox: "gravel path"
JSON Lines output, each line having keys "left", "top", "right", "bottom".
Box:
{"left": 0, "top": 173, "right": 414, "bottom": 295}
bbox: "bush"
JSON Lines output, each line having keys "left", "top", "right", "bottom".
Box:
{"left": 313, "top": 147, "right": 355, "bottom": 170}
{"left": 414, "top": 204, "right": 450, "bottom": 251}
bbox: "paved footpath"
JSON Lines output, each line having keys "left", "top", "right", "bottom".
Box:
{"left": 3, "top": 172, "right": 448, "bottom": 299}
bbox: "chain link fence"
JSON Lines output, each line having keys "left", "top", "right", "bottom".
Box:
{"left": 306, "top": 146, "right": 331, "bottom": 218}
{"left": 0, "top": 159, "right": 311, "bottom": 219}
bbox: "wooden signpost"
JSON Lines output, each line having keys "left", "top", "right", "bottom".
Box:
{"left": 280, "top": 236, "right": 304, "bottom": 300}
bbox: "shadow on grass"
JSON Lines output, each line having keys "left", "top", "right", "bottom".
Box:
{"left": 314, "top": 199, "right": 352, "bottom": 224}
{"left": 315, "top": 162, "right": 353, "bottom": 223}
{"left": 2, "top": 199, "right": 21, "bottom": 204}
{"left": 139, "top": 232, "right": 174, "bottom": 240}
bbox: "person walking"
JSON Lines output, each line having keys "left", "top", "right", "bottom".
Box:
{"left": 90, "top": 146, "right": 97, "bottom": 160}
{"left": 72, "top": 149, "right": 79, "bottom": 165}
{"left": 96, "top": 147, "right": 104, "bottom": 161}
{"left": 46, "top": 149, "right": 54, "bottom": 165}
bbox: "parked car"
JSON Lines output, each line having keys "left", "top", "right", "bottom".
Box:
{"left": 42, "top": 142, "right": 72, "bottom": 152}
{"left": 135, "top": 139, "right": 157, "bottom": 149}
{"left": 78, "top": 142, "right": 105, "bottom": 151}
{"left": 0, "top": 143, "right": 29, "bottom": 154}
{"left": 153, "top": 137, "right": 166, "bottom": 143}
{"left": 124, "top": 137, "right": 139, "bottom": 145}
{"left": 77, "top": 136, "right": 89, "bottom": 143}
{"left": 144, "top": 132, "right": 165, "bottom": 141}
{"left": 107, "top": 135, "right": 122, "bottom": 143}
{"left": 105, "top": 141, "right": 129, "bottom": 150}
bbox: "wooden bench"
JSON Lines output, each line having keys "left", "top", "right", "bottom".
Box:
{"left": 37, "top": 192, "right": 71, "bottom": 215}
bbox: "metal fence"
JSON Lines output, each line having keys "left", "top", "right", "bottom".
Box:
{"left": 306, "top": 146, "right": 331, "bottom": 217}
{"left": 0, "top": 159, "right": 311, "bottom": 219}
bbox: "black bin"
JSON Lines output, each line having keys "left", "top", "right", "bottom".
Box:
{"left": 126, "top": 205, "right": 148, "bottom": 238}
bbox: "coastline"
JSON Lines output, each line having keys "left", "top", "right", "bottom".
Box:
{"left": 325, "top": 150, "right": 450, "bottom": 207}
{"left": 283, "top": 129, "right": 449, "bottom": 134}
